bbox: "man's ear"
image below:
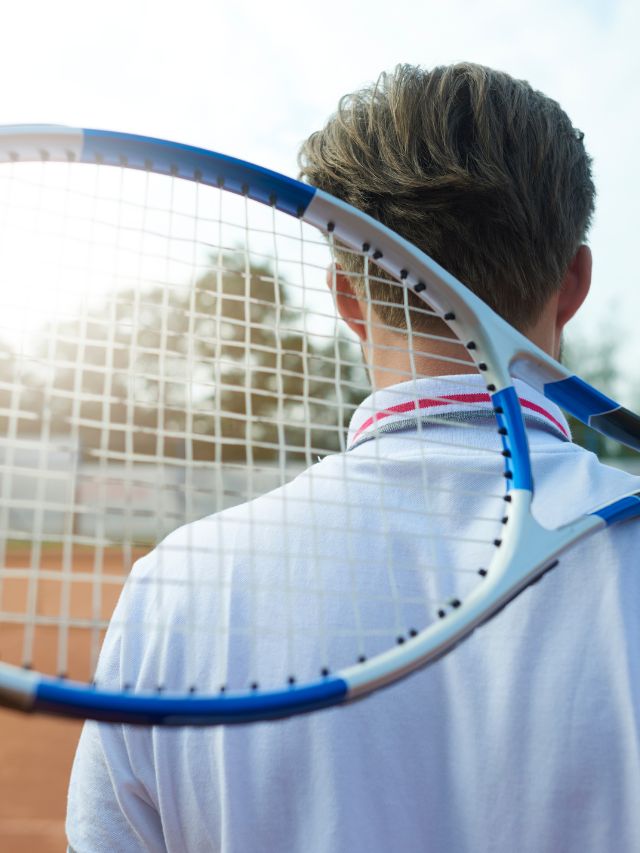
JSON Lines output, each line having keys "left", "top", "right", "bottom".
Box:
{"left": 326, "top": 266, "right": 368, "bottom": 342}
{"left": 556, "top": 244, "right": 592, "bottom": 332}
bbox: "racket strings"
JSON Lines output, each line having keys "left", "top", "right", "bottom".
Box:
{"left": 0, "top": 160, "right": 509, "bottom": 685}
{"left": 1, "top": 500, "right": 506, "bottom": 550}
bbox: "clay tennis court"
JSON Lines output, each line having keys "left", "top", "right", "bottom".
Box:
{"left": 0, "top": 709, "right": 82, "bottom": 850}
{"left": 0, "top": 545, "right": 143, "bottom": 850}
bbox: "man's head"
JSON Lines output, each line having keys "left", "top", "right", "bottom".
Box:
{"left": 298, "top": 62, "right": 595, "bottom": 370}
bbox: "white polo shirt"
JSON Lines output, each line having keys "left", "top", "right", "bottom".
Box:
{"left": 67, "top": 376, "right": 640, "bottom": 853}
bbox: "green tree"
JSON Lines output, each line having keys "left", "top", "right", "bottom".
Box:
{"left": 20, "top": 252, "right": 367, "bottom": 467}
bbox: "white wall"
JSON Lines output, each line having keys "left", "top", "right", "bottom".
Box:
{"left": 1, "top": 437, "right": 305, "bottom": 545}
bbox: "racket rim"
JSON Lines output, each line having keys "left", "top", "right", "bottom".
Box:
{"left": 0, "top": 124, "right": 638, "bottom": 724}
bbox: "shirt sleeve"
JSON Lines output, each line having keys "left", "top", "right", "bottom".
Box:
{"left": 66, "top": 550, "right": 168, "bottom": 852}
{"left": 66, "top": 719, "right": 166, "bottom": 852}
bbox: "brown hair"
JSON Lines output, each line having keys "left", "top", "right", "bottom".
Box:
{"left": 298, "top": 63, "right": 595, "bottom": 332}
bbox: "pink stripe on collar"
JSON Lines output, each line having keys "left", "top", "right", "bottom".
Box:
{"left": 518, "top": 398, "right": 568, "bottom": 438}
{"left": 351, "top": 392, "right": 569, "bottom": 446}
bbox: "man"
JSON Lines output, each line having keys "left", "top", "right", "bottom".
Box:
{"left": 67, "top": 64, "right": 640, "bottom": 852}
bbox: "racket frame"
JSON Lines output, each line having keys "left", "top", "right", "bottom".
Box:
{"left": 0, "top": 124, "right": 638, "bottom": 724}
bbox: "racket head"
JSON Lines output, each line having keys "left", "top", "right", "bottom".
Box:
{"left": 0, "top": 125, "right": 622, "bottom": 724}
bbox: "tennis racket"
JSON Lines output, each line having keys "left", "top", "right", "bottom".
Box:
{"left": 0, "top": 125, "right": 638, "bottom": 725}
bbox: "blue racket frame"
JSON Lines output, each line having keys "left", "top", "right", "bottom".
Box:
{"left": 0, "top": 125, "right": 638, "bottom": 725}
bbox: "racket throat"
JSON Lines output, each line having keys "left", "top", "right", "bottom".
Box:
{"left": 483, "top": 490, "right": 601, "bottom": 597}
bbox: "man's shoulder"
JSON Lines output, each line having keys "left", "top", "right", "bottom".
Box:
{"left": 535, "top": 443, "right": 640, "bottom": 515}
{"left": 153, "top": 454, "right": 349, "bottom": 554}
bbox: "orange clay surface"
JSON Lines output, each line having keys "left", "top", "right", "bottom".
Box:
{"left": 0, "top": 710, "right": 83, "bottom": 851}
{"left": 0, "top": 546, "right": 139, "bottom": 851}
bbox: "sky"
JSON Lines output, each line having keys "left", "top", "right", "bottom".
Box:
{"left": 1, "top": 0, "right": 638, "bottom": 396}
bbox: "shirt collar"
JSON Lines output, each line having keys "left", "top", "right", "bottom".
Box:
{"left": 347, "top": 374, "right": 571, "bottom": 451}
